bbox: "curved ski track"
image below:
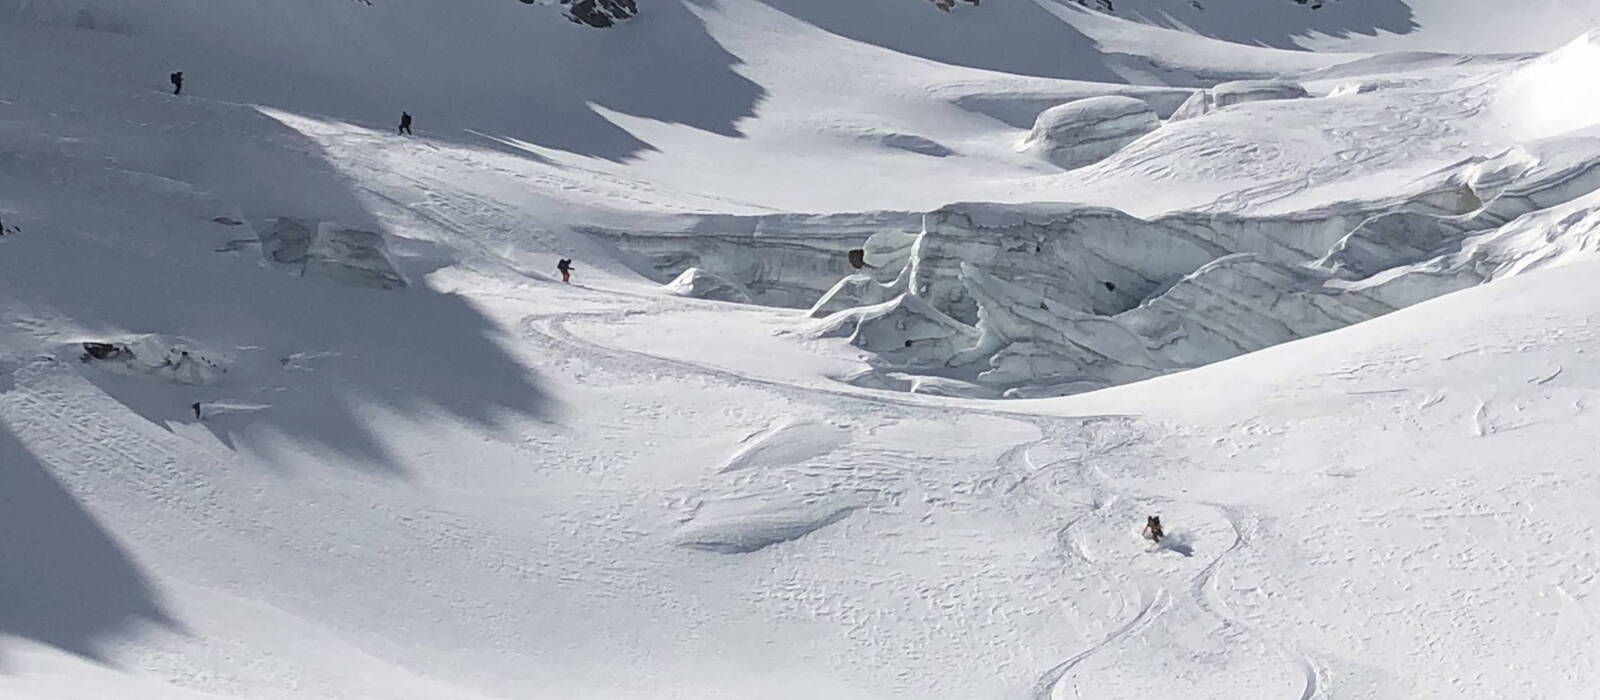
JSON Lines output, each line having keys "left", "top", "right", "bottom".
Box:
{"left": 523, "top": 306, "right": 1330, "bottom": 700}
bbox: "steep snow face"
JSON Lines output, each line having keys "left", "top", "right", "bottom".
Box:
{"left": 1021, "top": 96, "right": 1159, "bottom": 169}
{"left": 910, "top": 203, "right": 1227, "bottom": 324}
{"left": 584, "top": 213, "right": 921, "bottom": 308}
{"left": 1496, "top": 30, "right": 1600, "bottom": 141}
{"left": 808, "top": 116, "right": 1600, "bottom": 394}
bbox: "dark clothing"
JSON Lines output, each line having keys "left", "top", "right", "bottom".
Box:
{"left": 557, "top": 259, "right": 573, "bottom": 284}
{"left": 170, "top": 72, "right": 183, "bottom": 95}
{"left": 1144, "top": 516, "right": 1164, "bottom": 542}
{"left": 398, "top": 112, "right": 413, "bottom": 135}
{"left": 192, "top": 402, "right": 202, "bottom": 420}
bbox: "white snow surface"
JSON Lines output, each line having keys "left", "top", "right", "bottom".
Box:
{"left": 3, "top": 1, "right": 1600, "bottom": 699}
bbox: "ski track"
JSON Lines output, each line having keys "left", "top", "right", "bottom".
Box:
{"left": 1188, "top": 504, "right": 1327, "bottom": 700}
{"left": 1030, "top": 584, "right": 1171, "bottom": 700}
{"left": 528, "top": 307, "right": 1332, "bottom": 699}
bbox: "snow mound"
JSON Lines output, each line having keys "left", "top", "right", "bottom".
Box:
{"left": 254, "top": 218, "right": 406, "bottom": 290}
{"left": 1169, "top": 80, "right": 1310, "bottom": 121}
{"left": 1021, "top": 96, "right": 1159, "bottom": 169}
{"left": 76, "top": 335, "right": 229, "bottom": 386}
{"left": 809, "top": 294, "right": 978, "bottom": 366}
{"left": 826, "top": 125, "right": 953, "bottom": 157}
{"left": 663, "top": 267, "right": 754, "bottom": 304}
{"left": 808, "top": 269, "right": 907, "bottom": 318}
{"left": 671, "top": 497, "right": 860, "bottom": 554}
{"left": 718, "top": 419, "right": 851, "bottom": 474}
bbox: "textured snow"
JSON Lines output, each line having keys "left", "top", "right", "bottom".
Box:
{"left": 6, "top": 1, "right": 1600, "bottom": 699}
{"left": 1022, "top": 95, "right": 1159, "bottom": 169}
{"left": 1168, "top": 79, "right": 1310, "bottom": 121}
{"left": 75, "top": 335, "right": 229, "bottom": 386}
{"left": 663, "top": 267, "right": 754, "bottom": 304}
{"left": 254, "top": 217, "right": 406, "bottom": 289}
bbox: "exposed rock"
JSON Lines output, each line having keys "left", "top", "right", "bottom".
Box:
{"left": 664, "top": 268, "right": 755, "bottom": 304}
{"left": 76, "top": 335, "right": 228, "bottom": 385}
{"left": 1022, "top": 96, "right": 1158, "bottom": 169}
{"left": 1169, "top": 80, "right": 1310, "bottom": 121}
{"left": 560, "top": 0, "right": 636, "bottom": 28}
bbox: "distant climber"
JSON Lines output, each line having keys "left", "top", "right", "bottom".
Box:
{"left": 557, "top": 258, "right": 574, "bottom": 284}
{"left": 1142, "top": 515, "right": 1164, "bottom": 543}
{"left": 192, "top": 401, "right": 203, "bottom": 420}
{"left": 170, "top": 71, "right": 183, "bottom": 95}
{"left": 1103, "top": 281, "right": 1117, "bottom": 292}
{"left": 398, "top": 111, "right": 413, "bottom": 136}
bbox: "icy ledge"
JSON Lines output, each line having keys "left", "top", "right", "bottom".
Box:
{"left": 802, "top": 134, "right": 1600, "bottom": 396}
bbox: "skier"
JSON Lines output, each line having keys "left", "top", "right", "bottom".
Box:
{"left": 191, "top": 401, "right": 202, "bottom": 420}
{"left": 557, "top": 258, "right": 574, "bottom": 284}
{"left": 398, "top": 111, "right": 413, "bottom": 136}
{"left": 170, "top": 71, "right": 183, "bottom": 95}
{"left": 1142, "top": 515, "right": 1164, "bottom": 543}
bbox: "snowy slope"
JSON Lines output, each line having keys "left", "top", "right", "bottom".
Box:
{"left": 3, "top": 1, "right": 1600, "bottom": 699}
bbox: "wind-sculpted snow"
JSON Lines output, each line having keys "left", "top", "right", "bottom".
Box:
{"left": 808, "top": 293, "right": 980, "bottom": 366}
{"left": 797, "top": 134, "right": 1600, "bottom": 395}
{"left": 717, "top": 418, "right": 851, "bottom": 474}
{"left": 671, "top": 497, "right": 861, "bottom": 554}
{"left": 1467, "top": 135, "right": 1600, "bottom": 226}
{"left": 954, "top": 266, "right": 1162, "bottom": 394}
{"left": 1116, "top": 254, "right": 1397, "bottom": 369}
{"left": 907, "top": 201, "right": 1401, "bottom": 326}
{"left": 1022, "top": 96, "right": 1159, "bottom": 169}
{"left": 1496, "top": 30, "right": 1600, "bottom": 140}
{"left": 252, "top": 218, "right": 407, "bottom": 290}
{"left": 582, "top": 212, "right": 921, "bottom": 308}
{"left": 590, "top": 126, "right": 1600, "bottom": 397}
{"left": 1316, "top": 211, "right": 1471, "bottom": 279}
{"left": 663, "top": 268, "right": 754, "bottom": 304}
{"left": 910, "top": 203, "right": 1230, "bottom": 325}
{"left": 1169, "top": 79, "right": 1310, "bottom": 121}
{"left": 808, "top": 271, "right": 907, "bottom": 318}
